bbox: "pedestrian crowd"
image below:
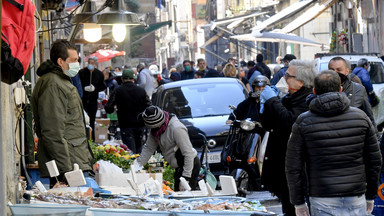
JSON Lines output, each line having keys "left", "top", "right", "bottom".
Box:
{"left": 31, "top": 39, "right": 383, "bottom": 216}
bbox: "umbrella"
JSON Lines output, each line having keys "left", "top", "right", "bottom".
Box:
{"left": 230, "top": 30, "right": 322, "bottom": 47}
{"left": 85, "top": 49, "right": 126, "bottom": 63}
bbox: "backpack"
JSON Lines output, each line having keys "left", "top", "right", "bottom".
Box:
{"left": 1, "top": 0, "right": 35, "bottom": 84}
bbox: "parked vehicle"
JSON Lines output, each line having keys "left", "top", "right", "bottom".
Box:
{"left": 221, "top": 105, "right": 263, "bottom": 196}
{"left": 151, "top": 78, "right": 249, "bottom": 176}
{"left": 314, "top": 53, "right": 384, "bottom": 128}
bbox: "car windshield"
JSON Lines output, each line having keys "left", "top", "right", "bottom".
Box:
{"left": 161, "top": 82, "right": 247, "bottom": 118}
{"left": 320, "top": 61, "right": 384, "bottom": 84}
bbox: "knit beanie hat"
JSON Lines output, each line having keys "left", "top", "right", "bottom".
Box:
{"left": 141, "top": 106, "right": 166, "bottom": 128}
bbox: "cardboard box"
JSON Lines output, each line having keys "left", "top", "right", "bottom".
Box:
{"left": 94, "top": 126, "right": 109, "bottom": 143}
{"left": 95, "top": 118, "right": 110, "bottom": 126}
{"left": 96, "top": 172, "right": 163, "bottom": 187}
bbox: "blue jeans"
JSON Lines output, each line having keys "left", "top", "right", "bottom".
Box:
{"left": 310, "top": 196, "right": 367, "bottom": 216}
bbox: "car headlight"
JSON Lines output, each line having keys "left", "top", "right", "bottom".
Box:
{"left": 240, "top": 120, "right": 255, "bottom": 131}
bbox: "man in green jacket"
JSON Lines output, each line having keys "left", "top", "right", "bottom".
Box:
{"left": 31, "top": 39, "right": 94, "bottom": 188}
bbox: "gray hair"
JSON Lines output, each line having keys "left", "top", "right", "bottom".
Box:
{"left": 289, "top": 60, "right": 317, "bottom": 88}
{"left": 175, "top": 63, "right": 184, "bottom": 72}
{"left": 88, "top": 56, "right": 98, "bottom": 64}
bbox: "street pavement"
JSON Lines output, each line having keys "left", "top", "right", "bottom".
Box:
{"left": 246, "top": 191, "right": 283, "bottom": 215}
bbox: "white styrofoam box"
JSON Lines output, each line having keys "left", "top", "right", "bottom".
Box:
{"left": 45, "top": 160, "right": 59, "bottom": 178}
{"left": 95, "top": 172, "right": 162, "bottom": 187}
{"left": 219, "top": 175, "right": 238, "bottom": 195}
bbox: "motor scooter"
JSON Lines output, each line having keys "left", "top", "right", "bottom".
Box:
{"left": 221, "top": 105, "right": 263, "bottom": 196}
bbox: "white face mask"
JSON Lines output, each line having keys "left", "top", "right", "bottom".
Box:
{"left": 65, "top": 62, "right": 80, "bottom": 77}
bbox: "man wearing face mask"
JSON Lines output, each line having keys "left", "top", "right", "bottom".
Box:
{"left": 180, "top": 60, "right": 195, "bottom": 80}
{"left": 328, "top": 57, "right": 377, "bottom": 129}
{"left": 226, "top": 75, "right": 269, "bottom": 129}
{"left": 79, "top": 56, "right": 106, "bottom": 141}
{"left": 31, "top": 39, "right": 94, "bottom": 188}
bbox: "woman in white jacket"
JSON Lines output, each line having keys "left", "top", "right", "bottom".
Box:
{"left": 135, "top": 106, "right": 200, "bottom": 191}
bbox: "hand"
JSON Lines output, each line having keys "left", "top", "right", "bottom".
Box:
{"left": 84, "top": 84, "right": 95, "bottom": 92}
{"left": 226, "top": 120, "right": 233, "bottom": 125}
{"left": 367, "top": 200, "right": 374, "bottom": 215}
{"left": 132, "top": 159, "right": 143, "bottom": 171}
{"left": 260, "top": 85, "right": 277, "bottom": 101}
{"left": 295, "top": 203, "right": 310, "bottom": 216}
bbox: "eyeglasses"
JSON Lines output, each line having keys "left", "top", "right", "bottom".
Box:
{"left": 284, "top": 73, "right": 296, "bottom": 79}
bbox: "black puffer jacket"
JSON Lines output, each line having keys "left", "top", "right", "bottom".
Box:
{"left": 286, "top": 92, "right": 382, "bottom": 205}
{"left": 260, "top": 86, "right": 313, "bottom": 195}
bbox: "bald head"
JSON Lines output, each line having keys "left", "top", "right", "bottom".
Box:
{"left": 314, "top": 70, "right": 342, "bottom": 95}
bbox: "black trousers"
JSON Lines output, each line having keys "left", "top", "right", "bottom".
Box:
{"left": 174, "top": 149, "right": 201, "bottom": 191}
{"left": 121, "top": 127, "right": 144, "bottom": 154}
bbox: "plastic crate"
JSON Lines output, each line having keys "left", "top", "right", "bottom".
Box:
{"left": 89, "top": 208, "right": 172, "bottom": 216}
{"left": 8, "top": 204, "right": 88, "bottom": 216}
{"left": 107, "top": 113, "right": 118, "bottom": 121}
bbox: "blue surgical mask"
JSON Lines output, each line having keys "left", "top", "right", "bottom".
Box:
{"left": 87, "top": 64, "right": 94, "bottom": 71}
{"left": 65, "top": 62, "right": 80, "bottom": 77}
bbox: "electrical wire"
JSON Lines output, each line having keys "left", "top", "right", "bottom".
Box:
{"left": 36, "top": 24, "right": 75, "bottom": 33}
{"left": 39, "top": 0, "right": 86, "bottom": 22}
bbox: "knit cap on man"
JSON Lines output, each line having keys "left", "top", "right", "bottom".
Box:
{"left": 122, "top": 69, "right": 136, "bottom": 79}
{"left": 141, "top": 106, "right": 165, "bottom": 128}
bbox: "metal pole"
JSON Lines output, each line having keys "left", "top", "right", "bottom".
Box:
{"left": 0, "top": 0, "right": 6, "bottom": 213}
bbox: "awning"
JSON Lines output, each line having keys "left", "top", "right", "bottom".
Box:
{"left": 85, "top": 49, "right": 126, "bottom": 62}
{"left": 251, "top": 0, "right": 315, "bottom": 31}
{"left": 281, "top": 0, "right": 338, "bottom": 33}
{"left": 130, "top": 20, "right": 172, "bottom": 37}
{"left": 199, "top": 32, "right": 224, "bottom": 54}
{"left": 230, "top": 31, "right": 322, "bottom": 47}
{"left": 208, "top": 11, "right": 266, "bottom": 31}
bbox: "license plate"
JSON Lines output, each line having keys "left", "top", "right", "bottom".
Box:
{"left": 200, "top": 151, "right": 221, "bottom": 164}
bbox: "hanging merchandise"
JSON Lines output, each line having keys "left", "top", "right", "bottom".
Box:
{"left": 1, "top": 0, "right": 36, "bottom": 84}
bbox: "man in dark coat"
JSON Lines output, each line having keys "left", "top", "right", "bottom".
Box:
{"left": 180, "top": 60, "right": 195, "bottom": 80}
{"left": 259, "top": 60, "right": 317, "bottom": 216}
{"left": 31, "top": 39, "right": 94, "bottom": 188}
{"left": 328, "top": 57, "right": 377, "bottom": 131}
{"left": 104, "top": 69, "right": 151, "bottom": 153}
{"left": 79, "top": 56, "right": 106, "bottom": 140}
{"left": 256, "top": 54, "right": 272, "bottom": 79}
{"left": 196, "top": 58, "right": 219, "bottom": 78}
{"left": 286, "top": 70, "right": 381, "bottom": 216}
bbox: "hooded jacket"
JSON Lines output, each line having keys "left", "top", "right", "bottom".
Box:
{"left": 31, "top": 60, "right": 94, "bottom": 177}
{"left": 352, "top": 66, "right": 374, "bottom": 93}
{"left": 286, "top": 92, "right": 381, "bottom": 205}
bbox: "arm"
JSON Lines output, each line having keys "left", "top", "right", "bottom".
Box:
{"left": 286, "top": 120, "right": 307, "bottom": 205}
{"left": 262, "top": 97, "right": 304, "bottom": 132}
{"left": 174, "top": 126, "right": 196, "bottom": 178}
{"left": 364, "top": 119, "right": 382, "bottom": 200}
{"left": 104, "top": 89, "right": 116, "bottom": 114}
{"left": 137, "top": 134, "right": 158, "bottom": 165}
{"left": 95, "top": 71, "right": 106, "bottom": 92}
{"left": 38, "top": 86, "right": 72, "bottom": 173}
{"left": 137, "top": 71, "right": 147, "bottom": 88}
